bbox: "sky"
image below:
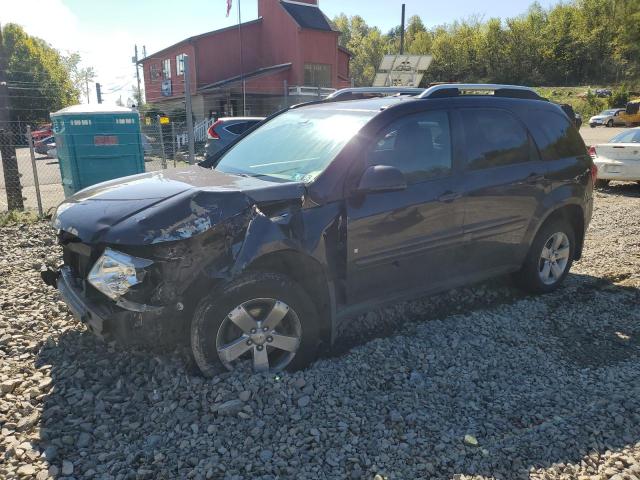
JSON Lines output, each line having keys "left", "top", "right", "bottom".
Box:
{"left": 2, "top": 0, "right": 560, "bottom": 105}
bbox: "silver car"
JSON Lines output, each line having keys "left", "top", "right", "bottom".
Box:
{"left": 204, "top": 117, "right": 263, "bottom": 161}
{"left": 588, "top": 108, "right": 626, "bottom": 128}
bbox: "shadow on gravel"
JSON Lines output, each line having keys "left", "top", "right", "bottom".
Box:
{"left": 33, "top": 272, "right": 640, "bottom": 479}
{"left": 597, "top": 182, "right": 640, "bottom": 198}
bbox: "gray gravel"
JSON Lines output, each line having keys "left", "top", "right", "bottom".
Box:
{"left": 1, "top": 182, "right": 640, "bottom": 479}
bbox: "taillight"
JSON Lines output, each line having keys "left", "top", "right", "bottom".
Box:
{"left": 590, "top": 163, "right": 598, "bottom": 182}
{"left": 207, "top": 120, "right": 223, "bottom": 140}
{"left": 588, "top": 145, "right": 597, "bottom": 158}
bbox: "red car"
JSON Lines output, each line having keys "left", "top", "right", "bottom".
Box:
{"left": 31, "top": 123, "right": 52, "bottom": 141}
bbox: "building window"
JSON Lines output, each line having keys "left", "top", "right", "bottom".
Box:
{"left": 176, "top": 54, "right": 186, "bottom": 76}
{"left": 162, "top": 59, "right": 171, "bottom": 79}
{"left": 150, "top": 64, "right": 160, "bottom": 82}
{"left": 304, "top": 63, "right": 331, "bottom": 88}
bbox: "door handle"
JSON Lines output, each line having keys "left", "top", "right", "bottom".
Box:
{"left": 438, "top": 191, "right": 461, "bottom": 203}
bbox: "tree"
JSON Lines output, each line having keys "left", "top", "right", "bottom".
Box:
{"left": 62, "top": 52, "right": 96, "bottom": 103}
{"left": 334, "top": 0, "right": 640, "bottom": 89}
{"left": 3, "top": 23, "right": 78, "bottom": 123}
{"left": 333, "top": 15, "right": 387, "bottom": 86}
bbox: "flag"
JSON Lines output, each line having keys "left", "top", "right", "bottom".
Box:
{"left": 226, "top": 0, "right": 232, "bottom": 17}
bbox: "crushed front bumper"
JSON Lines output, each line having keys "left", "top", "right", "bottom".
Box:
{"left": 55, "top": 266, "right": 112, "bottom": 337}
{"left": 44, "top": 267, "right": 179, "bottom": 344}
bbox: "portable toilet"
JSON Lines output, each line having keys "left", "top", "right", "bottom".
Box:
{"left": 50, "top": 104, "right": 145, "bottom": 197}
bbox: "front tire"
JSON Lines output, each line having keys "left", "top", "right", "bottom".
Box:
{"left": 606, "top": 119, "right": 614, "bottom": 127}
{"left": 191, "top": 272, "right": 320, "bottom": 377}
{"left": 589, "top": 123, "right": 596, "bottom": 128}
{"left": 595, "top": 179, "right": 610, "bottom": 188}
{"left": 513, "top": 219, "right": 575, "bottom": 294}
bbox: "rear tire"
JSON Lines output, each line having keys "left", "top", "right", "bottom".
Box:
{"left": 191, "top": 272, "right": 320, "bottom": 377}
{"left": 595, "top": 179, "right": 610, "bottom": 188}
{"left": 513, "top": 219, "right": 575, "bottom": 294}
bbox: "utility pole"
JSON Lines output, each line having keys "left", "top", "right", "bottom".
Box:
{"left": 400, "top": 3, "right": 406, "bottom": 54}
{"left": 183, "top": 55, "right": 195, "bottom": 164}
{"left": 85, "top": 73, "right": 90, "bottom": 104}
{"left": 237, "top": 0, "right": 247, "bottom": 115}
{"left": 96, "top": 82, "right": 102, "bottom": 104}
{"left": 133, "top": 45, "right": 142, "bottom": 106}
{"left": 0, "top": 21, "right": 24, "bottom": 211}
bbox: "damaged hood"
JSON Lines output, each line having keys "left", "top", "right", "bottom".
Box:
{"left": 53, "top": 166, "right": 305, "bottom": 245}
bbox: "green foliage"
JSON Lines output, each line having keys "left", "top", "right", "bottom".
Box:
{"left": 2, "top": 23, "right": 79, "bottom": 123}
{"left": 0, "top": 210, "right": 41, "bottom": 227}
{"left": 333, "top": 0, "right": 640, "bottom": 88}
{"left": 608, "top": 87, "right": 629, "bottom": 108}
{"left": 62, "top": 52, "right": 96, "bottom": 103}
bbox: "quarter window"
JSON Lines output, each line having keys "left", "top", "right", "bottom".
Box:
{"left": 528, "top": 110, "right": 586, "bottom": 160}
{"left": 461, "top": 109, "right": 529, "bottom": 169}
{"left": 367, "top": 110, "right": 452, "bottom": 184}
{"left": 162, "top": 59, "right": 171, "bottom": 79}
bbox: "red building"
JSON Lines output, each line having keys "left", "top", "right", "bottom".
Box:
{"left": 140, "top": 0, "right": 351, "bottom": 120}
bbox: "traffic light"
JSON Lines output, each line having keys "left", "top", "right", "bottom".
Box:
{"left": 96, "top": 83, "right": 102, "bottom": 104}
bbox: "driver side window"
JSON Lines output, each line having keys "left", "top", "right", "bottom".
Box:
{"left": 366, "top": 110, "right": 452, "bottom": 184}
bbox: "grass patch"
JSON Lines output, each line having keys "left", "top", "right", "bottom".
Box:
{"left": 0, "top": 210, "right": 43, "bottom": 227}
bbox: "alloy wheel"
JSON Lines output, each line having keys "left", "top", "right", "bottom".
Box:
{"left": 538, "top": 232, "right": 570, "bottom": 285}
{"left": 216, "top": 298, "right": 302, "bottom": 372}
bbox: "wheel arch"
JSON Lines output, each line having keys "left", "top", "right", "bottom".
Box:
{"left": 531, "top": 203, "right": 586, "bottom": 260}
{"left": 243, "top": 249, "right": 335, "bottom": 346}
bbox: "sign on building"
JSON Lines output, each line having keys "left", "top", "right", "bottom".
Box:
{"left": 373, "top": 55, "right": 433, "bottom": 87}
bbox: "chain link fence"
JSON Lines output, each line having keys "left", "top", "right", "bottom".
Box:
{"left": 1, "top": 82, "right": 334, "bottom": 214}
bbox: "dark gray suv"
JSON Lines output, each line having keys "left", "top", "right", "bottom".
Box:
{"left": 44, "top": 84, "right": 594, "bottom": 376}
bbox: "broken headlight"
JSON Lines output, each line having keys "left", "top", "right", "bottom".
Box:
{"left": 87, "top": 248, "right": 153, "bottom": 301}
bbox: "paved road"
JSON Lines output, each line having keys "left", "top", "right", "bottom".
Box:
{"left": 0, "top": 126, "right": 630, "bottom": 212}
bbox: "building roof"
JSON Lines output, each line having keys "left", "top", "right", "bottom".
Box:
{"left": 140, "top": 18, "right": 263, "bottom": 63}
{"left": 280, "top": 0, "right": 337, "bottom": 32}
{"left": 198, "top": 63, "right": 293, "bottom": 92}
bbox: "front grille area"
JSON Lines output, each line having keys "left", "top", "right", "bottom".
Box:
{"left": 58, "top": 231, "right": 98, "bottom": 279}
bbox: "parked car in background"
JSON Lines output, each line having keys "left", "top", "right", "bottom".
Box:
{"left": 620, "top": 99, "right": 640, "bottom": 127}
{"left": 324, "top": 87, "right": 424, "bottom": 102}
{"left": 589, "top": 108, "right": 626, "bottom": 128}
{"left": 589, "top": 127, "right": 640, "bottom": 188}
{"left": 141, "top": 134, "right": 154, "bottom": 155}
{"left": 44, "top": 83, "right": 594, "bottom": 377}
{"left": 204, "top": 117, "right": 264, "bottom": 161}
{"left": 31, "top": 123, "right": 52, "bottom": 141}
{"left": 595, "top": 89, "right": 612, "bottom": 98}
{"left": 46, "top": 144, "right": 57, "bottom": 159}
{"left": 34, "top": 135, "right": 56, "bottom": 155}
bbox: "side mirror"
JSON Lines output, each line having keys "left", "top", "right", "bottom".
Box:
{"left": 357, "top": 165, "right": 407, "bottom": 194}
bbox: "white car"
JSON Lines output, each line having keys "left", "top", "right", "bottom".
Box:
{"left": 590, "top": 128, "right": 640, "bottom": 187}
{"left": 588, "top": 108, "right": 626, "bottom": 128}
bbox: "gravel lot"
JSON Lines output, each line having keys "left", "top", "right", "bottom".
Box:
{"left": 1, "top": 183, "right": 640, "bottom": 480}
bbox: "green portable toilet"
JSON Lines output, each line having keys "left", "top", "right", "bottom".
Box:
{"left": 51, "top": 104, "right": 145, "bottom": 197}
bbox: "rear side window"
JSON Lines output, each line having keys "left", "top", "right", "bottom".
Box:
{"left": 225, "top": 122, "right": 248, "bottom": 135}
{"left": 528, "top": 110, "right": 585, "bottom": 160}
{"left": 367, "top": 110, "right": 452, "bottom": 184}
{"left": 461, "top": 109, "right": 530, "bottom": 170}
{"left": 610, "top": 129, "right": 640, "bottom": 143}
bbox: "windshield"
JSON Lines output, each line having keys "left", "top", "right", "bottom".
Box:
{"left": 214, "top": 108, "right": 375, "bottom": 183}
{"left": 601, "top": 109, "right": 618, "bottom": 115}
{"left": 610, "top": 129, "right": 640, "bottom": 143}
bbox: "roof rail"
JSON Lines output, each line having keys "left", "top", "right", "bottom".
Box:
{"left": 418, "top": 83, "right": 543, "bottom": 100}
